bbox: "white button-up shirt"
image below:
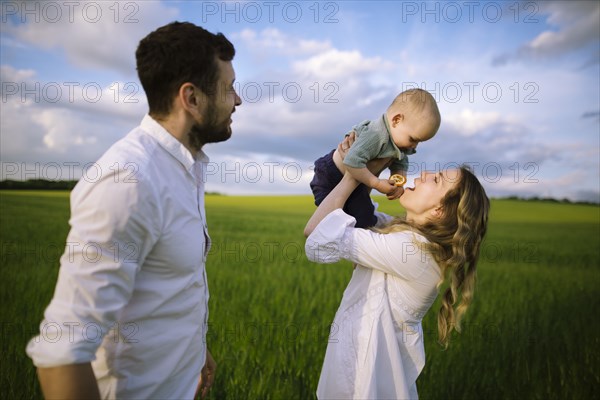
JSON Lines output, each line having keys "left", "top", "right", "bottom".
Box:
{"left": 306, "top": 209, "right": 441, "bottom": 399}
{"left": 26, "top": 115, "right": 211, "bottom": 399}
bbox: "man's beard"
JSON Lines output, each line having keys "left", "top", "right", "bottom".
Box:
{"left": 188, "top": 102, "right": 232, "bottom": 151}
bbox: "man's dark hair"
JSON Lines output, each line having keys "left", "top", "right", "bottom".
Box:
{"left": 135, "top": 21, "right": 235, "bottom": 117}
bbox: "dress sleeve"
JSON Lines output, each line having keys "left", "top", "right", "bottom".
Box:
{"left": 26, "top": 166, "right": 160, "bottom": 367}
{"left": 346, "top": 228, "right": 435, "bottom": 280}
{"left": 305, "top": 209, "right": 357, "bottom": 263}
{"left": 306, "top": 209, "right": 435, "bottom": 280}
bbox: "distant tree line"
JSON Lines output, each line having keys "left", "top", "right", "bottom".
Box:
{"left": 501, "top": 195, "right": 599, "bottom": 206}
{"left": 0, "top": 179, "right": 78, "bottom": 190}
{"left": 0, "top": 179, "right": 224, "bottom": 195}
{"left": 0, "top": 180, "right": 596, "bottom": 204}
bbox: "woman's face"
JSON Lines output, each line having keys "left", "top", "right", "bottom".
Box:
{"left": 400, "top": 169, "right": 461, "bottom": 223}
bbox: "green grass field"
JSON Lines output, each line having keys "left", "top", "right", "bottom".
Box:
{"left": 1, "top": 190, "right": 599, "bottom": 399}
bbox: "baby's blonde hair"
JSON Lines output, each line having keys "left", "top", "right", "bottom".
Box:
{"left": 388, "top": 88, "right": 441, "bottom": 133}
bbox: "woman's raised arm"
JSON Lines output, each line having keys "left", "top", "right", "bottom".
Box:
{"left": 304, "top": 132, "right": 391, "bottom": 237}
{"left": 304, "top": 172, "right": 359, "bottom": 237}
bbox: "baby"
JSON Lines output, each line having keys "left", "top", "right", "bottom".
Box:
{"left": 310, "top": 88, "right": 441, "bottom": 228}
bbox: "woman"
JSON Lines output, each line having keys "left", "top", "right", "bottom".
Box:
{"left": 304, "top": 135, "right": 490, "bottom": 399}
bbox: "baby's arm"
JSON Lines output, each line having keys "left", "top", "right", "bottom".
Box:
{"left": 386, "top": 175, "right": 405, "bottom": 200}
{"left": 343, "top": 127, "right": 396, "bottom": 194}
{"left": 346, "top": 165, "right": 396, "bottom": 195}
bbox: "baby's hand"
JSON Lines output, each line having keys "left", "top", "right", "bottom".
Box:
{"left": 386, "top": 174, "right": 406, "bottom": 199}
{"left": 374, "top": 179, "right": 396, "bottom": 195}
{"left": 386, "top": 186, "right": 404, "bottom": 200}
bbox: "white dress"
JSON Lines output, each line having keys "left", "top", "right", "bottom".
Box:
{"left": 305, "top": 209, "right": 441, "bottom": 400}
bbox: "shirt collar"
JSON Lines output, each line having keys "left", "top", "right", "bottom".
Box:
{"left": 140, "top": 115, "right": 209, "bottom": 174}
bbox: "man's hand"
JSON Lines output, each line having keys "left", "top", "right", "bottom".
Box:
{"left": 196, "top": 349, "right": 216, "bottom": 399}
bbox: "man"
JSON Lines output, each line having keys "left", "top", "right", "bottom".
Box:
{"left": 26, "top": 22, "right": 242, "bottom": 399}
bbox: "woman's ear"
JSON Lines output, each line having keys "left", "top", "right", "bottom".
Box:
{"left": 431, "top": 205, "right": 444, "bottom": 219}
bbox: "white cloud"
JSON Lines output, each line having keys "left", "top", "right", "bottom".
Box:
{"left": 444, "top": 109, "right": 506, "bottom": 137}
{"left": 210, "top": 27, "right": 599, "bottom": 203}
{"left": 493, "top": 1, "right": 600, "bottom": 66}
{"left": 222, "top": 29, "right": 399, "bottom": 161}
{"left": 1, "top": 65, "right": 144, "bottom": 167}
{"left": 0, "top": 100, "right": 46, "bottom": 159}
{"left": 443, "top": 108, "right": 538, "bottom": 145}
{"left": 1, "top": 64, "right": 35, "bottom": 82}
{"left": 2, "top": 10, "right": 598, "bottom": 202}
{"left": 529, "top": 1, "right": 599, "bottom": 53}
{"left": 36, "top": 109, "right": 97, "bottom": 151}
{"left": 202, "top": 154, "right": 314, "bottom": 195}
{"left": 2, "top": 63, "right": 146, "bottom": 118}
{"left": 292, "top": 48, "right": 394, "bottom": 81}
{"left": 480, "top": 168, "right": 600, "bottom": 203}
{"left": 233, "top": 28, "right": 332, "bottom": 56}
{"left": 3, "top": 1, "right": 179, "bottom": 75}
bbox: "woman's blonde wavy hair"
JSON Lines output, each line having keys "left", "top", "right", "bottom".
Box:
{"left": 374, "top": 166, "right": 490, "bottom": 348}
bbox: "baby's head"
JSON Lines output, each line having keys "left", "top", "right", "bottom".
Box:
{"left": 386, "top": 89, "right": 441, "bottom": 151}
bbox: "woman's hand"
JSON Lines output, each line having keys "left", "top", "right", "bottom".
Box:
{"left": 337, "top": 131, "right": 356, "bottom": 160}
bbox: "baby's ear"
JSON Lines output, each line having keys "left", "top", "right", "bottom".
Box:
{"left": 391, "top": 113, "right": 404, "bottom": 126}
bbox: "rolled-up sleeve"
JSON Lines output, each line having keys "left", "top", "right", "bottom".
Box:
{"left": 306, "top": 209, "right": 433, "bottom": 281}
{"left": 26, "top": 168, "right": 159, "bottom": 367}
{"left": 305, "top": 209, "right": 357, "bottom": 263}
{"left": 346, "top": 228, "right": 433, "bottom": 280}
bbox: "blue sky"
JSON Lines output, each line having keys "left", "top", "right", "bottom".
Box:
{"left": 1, "top": 0, "right": 599, "bottom": 202}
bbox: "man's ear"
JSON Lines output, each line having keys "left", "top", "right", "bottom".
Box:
{"left": 391, "top": 113, "right": 405, "bottom": 127}
{"left": 179, "top": 83, "right": 206, "bottom": 116}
